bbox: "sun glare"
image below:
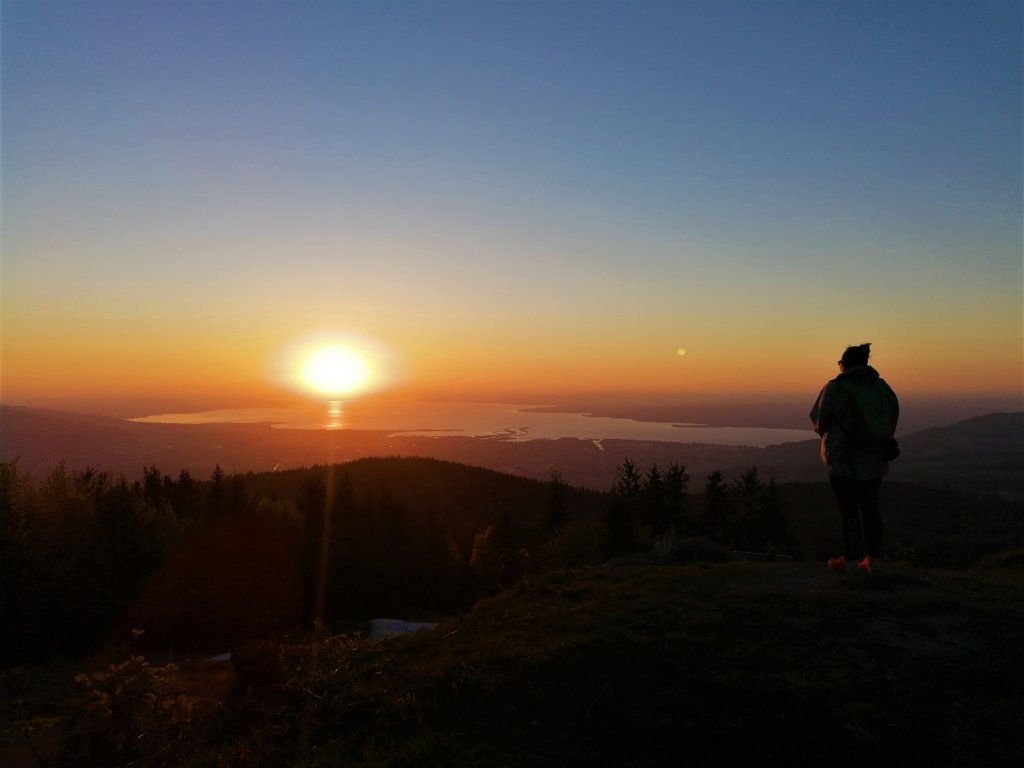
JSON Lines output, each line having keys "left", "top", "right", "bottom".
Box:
{"left": 269, "top": 331, "right": 400, "bottom": 401}
{"left": 301, "top": 345, "right": 371, "bottom": 397}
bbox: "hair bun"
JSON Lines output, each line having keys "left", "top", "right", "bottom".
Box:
{"left": 840, "top": 343, "right": 872, "bottom": 367}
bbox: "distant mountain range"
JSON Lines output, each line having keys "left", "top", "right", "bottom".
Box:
{"left": 1, "top": 405, "right": 1021, "bottom": 498}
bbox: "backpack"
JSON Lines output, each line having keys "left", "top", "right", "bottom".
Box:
{"left": 838, "top": 379, "right": 900, "bottom": 462}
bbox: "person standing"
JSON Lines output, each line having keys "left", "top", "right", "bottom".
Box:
{"left": 810, "top": 343, "right": 899, "bottom": 573}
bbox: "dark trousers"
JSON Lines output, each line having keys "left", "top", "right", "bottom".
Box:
{"left": 829, "top": 475, "right": 883, "bottom": 560}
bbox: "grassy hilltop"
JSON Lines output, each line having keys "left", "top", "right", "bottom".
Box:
{"left": 3, "top": 449, "right": 1023, "bottom": 766}
{"left": 7, "top": 557, "right": 1023, "bottom": 767}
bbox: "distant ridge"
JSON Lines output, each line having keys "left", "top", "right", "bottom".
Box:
{"left": 1, "top": 404, "right": 1021, "bottom": 497}
{"left": 898, "top": 411, "right": 1024, "bottom": 454}
{"left": 892, "top": 412, "right": 1024, "bottom": 499}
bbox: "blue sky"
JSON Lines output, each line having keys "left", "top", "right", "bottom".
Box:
{"left": 2, "top": 0, "right": 1021, "bottom": 405}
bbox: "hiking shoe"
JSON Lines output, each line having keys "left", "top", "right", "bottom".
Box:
{"left": 858, "top": 556, "right": 880, "bottom": 574}
{"left": 827, "top": 556, "right": 849, "bottom": 572}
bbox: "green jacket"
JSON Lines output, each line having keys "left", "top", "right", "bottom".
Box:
{"left": 809, "top": 365, "right": 900, "bottom": 479}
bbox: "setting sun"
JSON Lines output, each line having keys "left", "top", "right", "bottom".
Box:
{"left": 268, "top": 331, "right": 400, "bottom": 401}
{"left": 300, "top": 345, "right": 371, "bottom": 397}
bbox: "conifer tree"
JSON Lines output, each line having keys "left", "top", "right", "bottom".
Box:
{"left": 141, "top": 465, "right": 166, "bottom": 509}
{"left": 168, "top": 469, "right": 200, "bottom": 518}
{"left": 731, "top": 466, "right": 764, "bottom": 550}
{"left": 729, "top": 467, "right": 787, "bottom": 552}
{"left": 698, "top": 470, "right": 731, "bottom": 545}
{"left": 664, "top": 462, "right": 690, "bottom": 533}
{"left": 546, "top": 471, "right": 568, "bottom": 535}
{"left": 642, "top": 462, "right": 667, "bottom": 537}
{"left": 207, "top": 464, "right": 226, "bottom": 516}
{"left": 607, "top": 458, "right": 642, "bottom": 556}
{"left": 613, "top": 458, "right": 643, "bottom": 499}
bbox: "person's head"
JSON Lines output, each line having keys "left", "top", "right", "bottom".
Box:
{"left": 838, "top": 342, "right": 871, "bottom": 370}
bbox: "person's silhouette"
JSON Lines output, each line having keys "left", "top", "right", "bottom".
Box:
{"left": 810, "top": 343, "right": 899, "bottom": 574}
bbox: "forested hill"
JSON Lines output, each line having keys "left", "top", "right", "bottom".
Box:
{"left": 242, "top": 456, "right": 606, "bottom": 555}
{"left": 3, "top": 451, "right": 1024, "bottom": 765}
{"left": 4, "top": 451, "right": 1023, "bottom": 668}
{"left": 903, "top": 411, "right": 1024, "bottom": 450}
{"left": 753, "top": 410, "right": 1024, "bottom": 498}
{"left": 0, "top": 456, "right": 607, "bottom": 664}
{"left": 891, "top": 412, "right": 1024, "bottom": 499}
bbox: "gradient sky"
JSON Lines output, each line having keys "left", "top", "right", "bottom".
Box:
{"left": 2, "top": 0, "right": 1021, "bottom": 412}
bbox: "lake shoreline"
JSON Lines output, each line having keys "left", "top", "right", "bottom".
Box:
{"left": 130, "top": 400, "right": 817, "bottom": 448}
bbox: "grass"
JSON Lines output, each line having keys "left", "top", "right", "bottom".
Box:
{"left": 4, "top": 559, "right": 1024, "bottom": 766}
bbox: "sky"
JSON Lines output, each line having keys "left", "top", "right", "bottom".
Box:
{"left": 2, "top": 0, "right": 1021, "bottom": 414}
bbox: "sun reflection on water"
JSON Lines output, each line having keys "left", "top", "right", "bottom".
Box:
{"left": 325, "top": 400, "right": 344, "bottom": 430}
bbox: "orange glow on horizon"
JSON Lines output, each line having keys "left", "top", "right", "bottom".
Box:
{"left": 1, "top": 311, "right": 1020, "bottom": 410}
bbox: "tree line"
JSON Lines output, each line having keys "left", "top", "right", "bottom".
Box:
{"left": 602, "top": 459, "right": 786, "bottom": 556}
{"left": 0, "top": 456, "right": 780, "bottom": 663}
{"left": 3, "top": 454, "right": 1022, "bottom": 666}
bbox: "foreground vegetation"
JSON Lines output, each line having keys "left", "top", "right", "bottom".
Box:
{"left": 3, "top": 454, "right": 1024, "bottom": 765}
{"left": 3, "top": 456, "right": 1023, "bottom": 665}
{"left": 4, "top": 559, "right": 1023, "bottom": 766}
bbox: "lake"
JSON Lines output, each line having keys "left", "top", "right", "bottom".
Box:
{"left": 132, "top": 399, "right": 816, "bottom": 448}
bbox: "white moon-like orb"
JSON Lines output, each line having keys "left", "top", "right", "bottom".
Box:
{"left": 677, "top": 348, "right": 687, "bottom": 357}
